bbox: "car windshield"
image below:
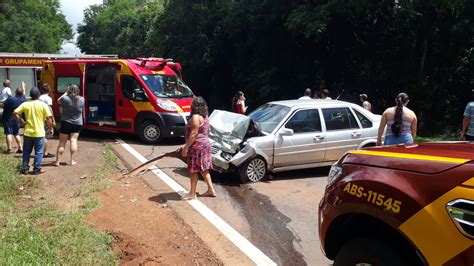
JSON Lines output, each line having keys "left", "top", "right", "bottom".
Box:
{"left": 248, "top": 103, "right": 290, "bottom": 133}
{"left": 140, "top": 74, "right": 193, "bottom": 98}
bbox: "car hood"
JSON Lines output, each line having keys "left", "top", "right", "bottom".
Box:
{"left": 343, "top": 142, "right": 474, "bottom": 174}
{"left": 209, "top": 110, "right": 259, "bottom": 153}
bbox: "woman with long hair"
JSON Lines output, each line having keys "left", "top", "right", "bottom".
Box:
{"left": 377, "top": 92, "right": 417, "bottom": 145}
{"left": 54, "top": 84, "right": 85, "bottom": 166}
{"left": 232, "top": 91, "right": 247, "bottom": 114}
{"left": 181, "top": 96, "right": 216, "bottom": 200}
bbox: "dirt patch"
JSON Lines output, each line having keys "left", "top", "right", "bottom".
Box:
{"left": 84, "top": 173, "right": 222, "bottom": 265}
{"left": 29, "top": 139, "right": 107, "bottom": 210}
{"left": 26, "top": 138, "right": 222, "bottom": 265}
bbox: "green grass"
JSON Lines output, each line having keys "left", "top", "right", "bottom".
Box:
{"left": 416, "top": 135, "right": 459, "bottom": 142}
{"left": 0, "top": 203, "right": 115, "bottom": 265}
{"left": 0, "top": 143, "right": 23, "bottom": 213}
{"left": 0, "top": 134, "right": 117, "bottom": 265}
{"left": 74, "top": 143, "right": 117, "bottom": 197}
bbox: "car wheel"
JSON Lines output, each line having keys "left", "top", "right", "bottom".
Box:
{"left": 239, "top": 156, "right": 267, "bottom": 183}
{"left": 334, "top": 237, "right": 411, "bottom": 266}
{"left": 139, "top": 120, "right": 162, "bottom": 144}
{"left": 361, "top": 143, "right": 376, "bottom": 149}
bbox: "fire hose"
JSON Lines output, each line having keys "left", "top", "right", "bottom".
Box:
{"left": 123, "top": 147, "right": 187, "bottom": 177}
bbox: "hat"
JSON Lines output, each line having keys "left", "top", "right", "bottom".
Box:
{"left": 30, "top": 87, "right": 40, "bottom": 98}
{"left": 359, "top": 94, "right": 368, "bottom": 98}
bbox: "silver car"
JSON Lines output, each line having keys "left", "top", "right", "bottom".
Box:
{"left": 209, "top": 99, "right": 382, "bottom": 182}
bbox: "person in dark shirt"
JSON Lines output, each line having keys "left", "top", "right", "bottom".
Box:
{"left": 2, "top": 87, "right": 26, "bottom": 153}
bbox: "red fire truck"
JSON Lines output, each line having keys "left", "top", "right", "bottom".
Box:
{"left": 41, "top": 57, "right": 194, "bottom": 143}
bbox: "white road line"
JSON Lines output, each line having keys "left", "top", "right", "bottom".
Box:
{"left": 117, "top": 139, "right": 277, "bottom": 266}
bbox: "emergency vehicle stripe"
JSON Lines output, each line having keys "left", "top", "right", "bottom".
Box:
{"left": 131, "top": 101, "right": 156, "bottom": 112}
{"left": 399, "top": 178, "right": 474, "bottom": 265}
{"left": 462, "top": 177, "right": 474, "bottom": 187}
{"left": 350, "top": 150, "right": 470, "bottom": 164}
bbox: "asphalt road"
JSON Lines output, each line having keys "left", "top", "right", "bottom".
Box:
{"left": 83, "top": 130, "right": 332, "bottom": 265}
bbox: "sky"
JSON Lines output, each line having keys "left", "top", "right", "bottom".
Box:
{"left": 59, "top": 0, "right": 103, "bottom": 54}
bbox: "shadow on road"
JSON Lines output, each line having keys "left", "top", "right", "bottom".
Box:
{"left": 149, "top": 192, "right": 182, "bottom": 203}
{"left": 267, "top": 166, "right": 331, "bottom": 182}
{"left": 78, "top": 129, "right": 185, "bottom": 146}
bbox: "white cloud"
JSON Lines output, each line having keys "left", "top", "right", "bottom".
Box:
{"left": 60, "top": 0, "right": 103, "bottom": 54}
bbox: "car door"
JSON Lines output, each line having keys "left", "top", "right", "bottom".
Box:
{"left": 322, "top": 107, "right": 362, "bottom": 162}
{"left": 116, "top": 74, "right": 148, "bottom": 129}
{"left": 351, "top": 107, "right": 377, "bottom": 140}
{"left": 273, "top": 108, "right": 327, "bottom": 167}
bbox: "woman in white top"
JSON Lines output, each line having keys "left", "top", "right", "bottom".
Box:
{"left": 377, "top": 92, "right": 417, "bottom": 146}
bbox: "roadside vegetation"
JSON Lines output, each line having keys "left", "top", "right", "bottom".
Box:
{"left": 2, "top": 1, "right": 471, "bottom": 138}
{"left": 416, "top": 135, "right": 459, "bottom": 142}
{"left": 0, "top": 135, "right": 116, "bottom": 264}
{"left": 74, "top": 0, "right": 474, "bottom": 137}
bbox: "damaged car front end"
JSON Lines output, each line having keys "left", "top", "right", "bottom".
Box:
{"left": 209, "top": 103, "right": 290, "bottom": 182}
{"left": 209, "top": 110, "right": 264, "bottom": 181}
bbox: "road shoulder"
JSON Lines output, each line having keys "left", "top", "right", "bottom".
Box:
{"left": 112, "top": 141, "right": 255, "bottom": 265}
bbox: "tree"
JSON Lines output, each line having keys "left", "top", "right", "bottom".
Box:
{"left": 76, "top": 0, "right": 474, "bottom": 135}
{"left": 0, "top": 0, "right": 72, "bottom": 53}
{"left": 77, "top": 0, "right": 164, "bottom": 56}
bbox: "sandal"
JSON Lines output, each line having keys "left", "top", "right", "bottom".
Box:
{"left": 181, "top": 194, "right": 197, "bottom": 201}
{"left": 199, "top": 191, "right": 217, "bottom": 197}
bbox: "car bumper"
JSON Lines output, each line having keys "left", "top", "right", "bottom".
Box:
{"left": 319, "top": 194, "right": 327, "bottom": 254}
{"left": 211, "top": 147, "right": 232, "bottom": 172}
{"left": 210, "top": 145, "right": 257, "bottom": 172}
{"left": 160, "top": 112, "right": 189, "bottom": 138}
{"left": 318, "top": 189, "right": 337, "bottom": 258}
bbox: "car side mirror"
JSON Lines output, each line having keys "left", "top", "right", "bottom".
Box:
{"left": 278, "top": 128, "right": 294, "bottom": 136}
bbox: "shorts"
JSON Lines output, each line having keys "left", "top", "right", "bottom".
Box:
{"left": 384, "top": 134, "right": 414, "bottom": 145}
{"left": 59, "top": 121, "right": 83, "bottom": 135}
{"left": 466, "top": 134, "right": 474, "bottom": 141}
{"left": 3, "top": 118, "right": 20, "bottom": 135}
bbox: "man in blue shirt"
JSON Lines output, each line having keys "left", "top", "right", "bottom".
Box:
{"left": 2, "top": 87, "right": 26, "bottom": 153}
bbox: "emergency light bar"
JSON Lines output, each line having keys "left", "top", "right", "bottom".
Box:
{"left": 135, "top": 57, "right": 182, "bottom": 77}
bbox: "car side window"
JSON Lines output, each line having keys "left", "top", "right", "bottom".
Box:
{"left": 121, "top": 75, "right": 143, "bottom": 100}
{"left": 322, "top": 107, "right": 359, "bottom": 130}
{"left": 352, "top": 108, "right": 373, "bottom": 128}
{"left": 285, "top": 109, "right": 322, "bottom": 133}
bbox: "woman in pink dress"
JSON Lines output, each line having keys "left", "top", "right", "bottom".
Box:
{"left": 181, "top": 97, "right": 216, "bottom": 200}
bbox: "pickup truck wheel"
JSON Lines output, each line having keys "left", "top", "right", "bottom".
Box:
{"left": 334, "top": 237, "right": 409, "bottom": 266}
{"left": 139, "top": 120, "right": 162, "bottom": 144}
{"left": 239, "top": 156, "right": 267, "bottom": 183}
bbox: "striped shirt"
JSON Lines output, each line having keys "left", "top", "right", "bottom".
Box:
{"left": 386, "top": 107, "right": 413, "bottom": 136}
{"left": 464, "top": 101, "right": 474, "bottom": 136}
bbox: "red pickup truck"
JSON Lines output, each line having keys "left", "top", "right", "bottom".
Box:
{"left": 319, "top": 142, "right": 474, "bottom": 266}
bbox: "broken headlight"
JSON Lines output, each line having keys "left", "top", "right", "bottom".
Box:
{"left": 220, "top": 151, "right": 234, "bottom": 161}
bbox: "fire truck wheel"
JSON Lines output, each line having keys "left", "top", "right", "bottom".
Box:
{"left": 334, "top": 237, "right": 410, "bottom": 266}
{"left": 139, "top": 120, "right": 162, "bottom": 144}
{"left": 238, "top": 156, "right": 267, "bottom": 183}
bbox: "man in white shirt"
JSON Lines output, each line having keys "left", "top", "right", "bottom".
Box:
{"left": 299, "top": 88, "right": 312, "bottom": 99}
{"left": 39, "top": 83, "right": 56, "bottom": 158}
{"left": 461, "top": 91, "right": 474, "bottom": 141}
{"left": 359, "top": 93, "right": 372, "bottom": 112}
{"left": 0, "top": 79, "right": 12, "bottom": 106}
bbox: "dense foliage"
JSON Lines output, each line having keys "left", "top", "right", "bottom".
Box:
{"left": 77, "top": 0, "right": 474, "bottom": 135}
{"left": 0, "top": 0, "right": 72, "bottom": 53}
